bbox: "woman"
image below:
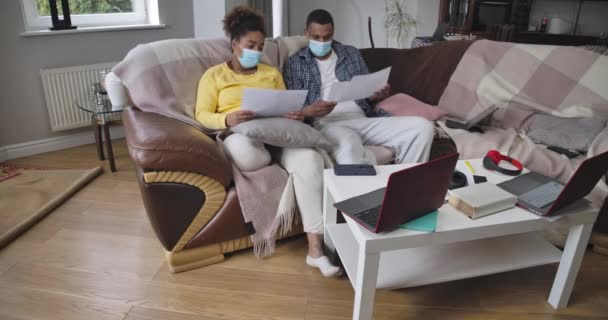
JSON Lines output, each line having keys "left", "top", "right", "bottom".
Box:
{"left": 195, "top": 6, "right": 339, "bottom": 277}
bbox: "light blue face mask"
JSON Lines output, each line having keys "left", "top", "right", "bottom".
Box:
{"left": 308, "top": 39, "right": 332, "bottom": 57}
{"left": 238, "top": 48, "right": 262, "bottom": 69}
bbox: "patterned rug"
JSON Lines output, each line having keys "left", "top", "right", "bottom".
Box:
{"left": 0, "top": 163, "right": 103, "bottom": 248}
{"left": 0, "top": 163, "right": 66, "bottom": 183}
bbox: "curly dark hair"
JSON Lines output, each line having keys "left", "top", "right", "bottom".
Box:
{"left": 223, "top": 5, "right": 266, "bottom": 41}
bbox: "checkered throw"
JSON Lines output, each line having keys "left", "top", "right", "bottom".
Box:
{"left": 438, "top": 40, "right": 608, "bottom": 129}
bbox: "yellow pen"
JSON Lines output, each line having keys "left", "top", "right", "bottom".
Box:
{"left": 464, "top": 160, "right": 476, "bottom": 174}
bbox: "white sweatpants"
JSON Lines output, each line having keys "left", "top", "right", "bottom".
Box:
{"left": 315, "top": 116, "right": 435, "bottom": 165}
{"left": 223, "top": 134, "right": 324, "bottom": 234}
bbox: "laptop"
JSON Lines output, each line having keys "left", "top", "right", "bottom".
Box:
{"left": 333, "top": 153, "right": 459, "bottom": 233}
{"left": 445, "top": 104, "right": 499, "bottom": 130}
{"left": 497, "top": 150, "right": 608, "bottom": 216}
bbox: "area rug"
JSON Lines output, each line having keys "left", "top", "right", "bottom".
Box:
{"left": 0, "top": 164, "right": 103, "bottom": 248}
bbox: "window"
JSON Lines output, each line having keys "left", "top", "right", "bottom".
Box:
{"left": 21, "top": 0, "right": 151, "bottom": 31}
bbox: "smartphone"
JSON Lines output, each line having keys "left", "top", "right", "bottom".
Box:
{"left": 333, "top": 164, "right": 377, "bottom": 176}
{"left": 547, "top": 146, "right": 580, "bottom": 159}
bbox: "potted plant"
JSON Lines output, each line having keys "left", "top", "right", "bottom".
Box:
{"left": 385, "top": 0, "right": 417, "bottom": 48}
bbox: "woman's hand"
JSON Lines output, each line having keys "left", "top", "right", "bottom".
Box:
{"left": 369, "top": 84, "right": 391, "bottom": 103}
{"left": 226, "top": 110, "right": 255, "bottom": 127}
{"left": 301, "top": 100, "right": 337, "bottom": 118}
{"left": 284, "top": 111, "right": 305, "bottom": 122}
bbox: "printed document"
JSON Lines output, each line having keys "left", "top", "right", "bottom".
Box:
{"left": 241, "top": 89, "right": 308, "bottom": 117}
{"left": 325, "top": 67, "right": 392, "bottom": 102}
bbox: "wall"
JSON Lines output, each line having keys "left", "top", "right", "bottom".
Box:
{"left": 0, "top": 0, "right": 194, "bottom": 148}
{"left": 530, "top": 0, "right": 608, "bottom": 36}
{"left": 287, "top": 0, "right": 439, "bottom": 48}
{"left": 194, "top": 0, "right": 225, "bottom": 39}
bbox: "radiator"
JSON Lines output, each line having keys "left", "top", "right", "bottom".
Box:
{"left": 41, "top": 62, "right": 121, "bottom": 132}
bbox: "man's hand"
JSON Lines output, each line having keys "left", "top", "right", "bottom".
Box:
{"left": 369, "top": 84, "right": 391, "bottom": 103}
{"left": 301, "top": 100, "right": 337, "bottom": 118}
{"left": 226, "top": 110, "right": 255, "bottom": 127}
{"left": 284, "top": 111, "right": 305, "bottom": 122}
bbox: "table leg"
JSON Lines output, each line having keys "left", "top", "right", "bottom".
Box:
{"left": 92, "top": 115, "right": 104, "bottom": 160}
{"left": 548, "top": 223, "right": 593, "bottom": 309}
{"left": 102, "top": 124, "right": 117, "bottom": 172}
{"left": 323, "top": 180, "right": 337, "bottom": 258}
{"left": 353, "top": 247, "right": 379, "bottom": 320}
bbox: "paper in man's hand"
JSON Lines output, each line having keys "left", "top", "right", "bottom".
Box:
{"left": 325, "top": 67, "right": 392, "bottom": 102}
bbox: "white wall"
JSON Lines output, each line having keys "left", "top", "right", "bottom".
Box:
{"left": 417, "top": 0, "right": 440, "bottom": 37}
{"left": 287, "top": 0, "right": 439, "bottom": 48}
{"left": 194, "top": 0, "right": 226, "bottom": 39}
{"left": 0, "top": 0, "right": 194, "bottom": 147}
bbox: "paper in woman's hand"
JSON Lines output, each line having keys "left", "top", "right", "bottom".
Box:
{"left": 241, "top": 88, "right": 308, "bottom": 117}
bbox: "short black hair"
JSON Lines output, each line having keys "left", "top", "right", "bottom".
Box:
{"left": 306, "top": 9, "right": 334, "bottom": 28}
{"left": 223, "top": 5, "right": 266, "bottom": 41}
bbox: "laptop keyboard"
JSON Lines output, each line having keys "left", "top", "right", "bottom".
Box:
{"left": 519, "top": 181, "right": 564, "bottom": 208}
{"left": 353, "top": 205, "right": 381, "bottom": 228}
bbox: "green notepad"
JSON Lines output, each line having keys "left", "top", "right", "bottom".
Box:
{"left": 399, "top": 210, "right": 437, "bottom": 232}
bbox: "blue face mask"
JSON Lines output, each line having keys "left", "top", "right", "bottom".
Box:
{"left": 238, "top": 48, "right": 262, "bottom": 69}
{"left": 308, "top": 39, "right": 332, "bottom": 57}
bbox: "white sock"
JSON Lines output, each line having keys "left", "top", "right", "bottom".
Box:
{"left": 306, "top": 255, "right": 340, "bottom": 277}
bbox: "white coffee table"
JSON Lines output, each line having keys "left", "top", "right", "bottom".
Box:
{"left": 323, "top": 159, "right": 598, "bottom": 320}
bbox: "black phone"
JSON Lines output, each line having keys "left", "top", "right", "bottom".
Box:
{"left": 333, "top": 164, "right": 377, "bottom": 176}
{"left": 547, "top": 146, "right": 580, "bottom": 159}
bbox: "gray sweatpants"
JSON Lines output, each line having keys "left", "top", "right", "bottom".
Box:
{"left": 315, "top": 116, "right": 435, "bottom": 165}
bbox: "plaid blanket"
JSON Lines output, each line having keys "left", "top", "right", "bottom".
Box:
{"left": 438, "top": 40, "right": 608, "bottom": 129}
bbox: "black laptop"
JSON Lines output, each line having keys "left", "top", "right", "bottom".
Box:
{"left": 497, "top": 151, "right": 608, "bottom": 216}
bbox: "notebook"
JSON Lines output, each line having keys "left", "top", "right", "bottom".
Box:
{"left": 448, "top": 183, "right": 517, "bottom": 219}
{"left": 400, "top": 210, "right": 438, "bottom": 232}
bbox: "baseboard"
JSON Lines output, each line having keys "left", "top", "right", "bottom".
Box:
{"left": 0, "top": 126, "right": 124, "bottom": 162}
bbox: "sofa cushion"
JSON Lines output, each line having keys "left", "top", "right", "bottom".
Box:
{"left": 231, "top": 118, "right": 334, "bottom": 151}
{"left": 376, "top": 93, "right": 447, "bottom": 120}
{"left": 525, "top": 114, "right": 607, "bottom": 152}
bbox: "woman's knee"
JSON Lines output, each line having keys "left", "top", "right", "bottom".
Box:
{"left": 282, "top": 148, "right": 324, "bottom": 177}
{"left": 223, "top": 133, "right": 271, "bottom": 171}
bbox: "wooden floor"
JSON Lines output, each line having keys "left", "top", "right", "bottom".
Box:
{"left": 1, "top": 140, "right": 608, "bottom": 320}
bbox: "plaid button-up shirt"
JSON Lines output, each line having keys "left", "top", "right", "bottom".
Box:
{"left": 283, "top": 41, "right": 388, "bottom": 117}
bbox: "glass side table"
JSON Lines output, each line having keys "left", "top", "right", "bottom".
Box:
{"left": 75, "top": 95, "right": 126, "bottom": 172}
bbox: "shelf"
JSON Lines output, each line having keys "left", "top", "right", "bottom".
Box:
{"left": 328, "top": 224, "right": 562, "bottom": 290}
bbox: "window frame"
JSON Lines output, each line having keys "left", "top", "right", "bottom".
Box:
{"left": 21, "top": 0, "right": 148, "bottom": 31}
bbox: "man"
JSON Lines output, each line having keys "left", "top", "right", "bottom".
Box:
{"left": 283, "top": 9, "right": 435, "bottom": 165}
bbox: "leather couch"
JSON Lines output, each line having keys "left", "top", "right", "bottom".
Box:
{"left": 121, "top": 39, "right": 465, "bottom": 273}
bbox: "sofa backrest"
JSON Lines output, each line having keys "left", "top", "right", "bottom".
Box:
{"left": 113, "top": 36, "right": 309, "bottom": 132}
{"left": 361, "top": 40, "right": 474, "bottom": 106}
{"left": 113, "top": 36, "right": 472, "bottom": 131}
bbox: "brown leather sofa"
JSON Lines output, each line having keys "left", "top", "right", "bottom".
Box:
{"left": 121, "top": 40, "right": 467, "bottom": 273}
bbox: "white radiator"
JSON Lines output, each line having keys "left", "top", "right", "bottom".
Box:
{"left": 41, "top": 62, "right": 121, "bottom": 132}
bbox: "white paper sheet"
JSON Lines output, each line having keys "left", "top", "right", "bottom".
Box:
{"left": 241, "top": 88, "right": 308, "bottom": 117}
{"left": 325, "top": 67, "right": 392, "bottom": 102}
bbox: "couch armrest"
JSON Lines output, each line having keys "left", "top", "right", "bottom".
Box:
{"left": 122, "top": 107, "right": 233, "bottom": 187}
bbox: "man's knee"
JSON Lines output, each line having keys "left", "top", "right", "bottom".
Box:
{"left": 397, "top": 117, "right": 435, "bottom": 142}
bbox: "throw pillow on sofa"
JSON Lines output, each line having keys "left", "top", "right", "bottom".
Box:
{"left": 376, "top": 93, "right": 447, "bottom": 121}
{"left": 526, "top": 114, "right": 607, "bottom": 152}
{"left": 231, "top": 118, "right": 334, "bottom": 151}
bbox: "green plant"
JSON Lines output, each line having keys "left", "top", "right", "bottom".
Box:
{"left": 36, "top": 0, "right": 133, "bottom": 16}
{"left": 385, "top": 0, "right": 416, "bottom": 48}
